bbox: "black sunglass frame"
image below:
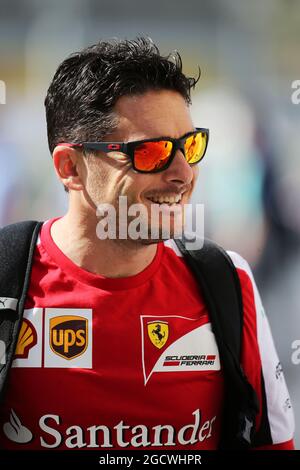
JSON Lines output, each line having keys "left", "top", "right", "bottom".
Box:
{"left": 60, "top": 127, "right": 209, "bottom": 174}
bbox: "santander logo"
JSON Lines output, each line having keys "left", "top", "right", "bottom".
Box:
{"left": 3, "top": 409, "right": 33, "bottom": 444}
{"left": 2, "top": 409, "right": 216, "bottom": 449}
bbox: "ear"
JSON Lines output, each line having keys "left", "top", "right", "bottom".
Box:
{"left": 52, "top": 145, "right": 85, "bottom": 191}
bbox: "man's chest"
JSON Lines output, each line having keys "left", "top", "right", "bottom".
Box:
{"left": 0, "top": 286, "right": 224, "bottom": 450}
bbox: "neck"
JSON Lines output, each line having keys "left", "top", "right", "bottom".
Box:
{"left": 50, "top": 210, "right": 158, "bottom": 278}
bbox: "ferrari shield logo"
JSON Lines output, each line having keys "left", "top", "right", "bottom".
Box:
{"left": 50, "top": 315, "right": 88, "bottom": 360}
{"left": 147, "top": 321, "right": 169, "bottom": 349}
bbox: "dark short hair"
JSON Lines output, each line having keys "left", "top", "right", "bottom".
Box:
{"left": 45, "top": 36, "right": 200, "bottom": 154}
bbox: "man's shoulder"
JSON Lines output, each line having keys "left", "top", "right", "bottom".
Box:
{"left": 226, "top": 250, "right": 258, "bottom": 297}
{"left": 164, "top": 239, "right": 254, "bottom": 278}
{"left": 226, "top": 250, "right": 252, "bottom": 275}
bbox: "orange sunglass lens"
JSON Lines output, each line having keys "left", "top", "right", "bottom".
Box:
{"left": 185, "top": 132, "right": 207, "bottom": 164}
{"left": 134, "top": 141, "right": 173, "bottom": 171}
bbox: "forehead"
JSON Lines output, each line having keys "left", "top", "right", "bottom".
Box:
{"left": 111, "top": 89, "right": 194, "bottom": 141}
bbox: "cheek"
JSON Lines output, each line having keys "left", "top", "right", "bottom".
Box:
{"left": 120, "top": 173, "right": 153, "bottom": 201}
{"left": 85, "top": 161, "right": 110, "bottom": 204}
{"left": 193, "top": 165, "right": 200, "bottom": 178}
{"left": 85, "top": 157, "right": 155, "bottom": 206}
{"left": 191, "top": 166, "right": 199, "bottom": 188}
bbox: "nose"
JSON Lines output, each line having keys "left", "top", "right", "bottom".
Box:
{"left": 162, "top": 149, "right": 194, "bottom": 185}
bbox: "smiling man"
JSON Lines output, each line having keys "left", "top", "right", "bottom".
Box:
{"left": 0, "top": 37, "right": 295, "bottom": 451}
{"left": 51, "top": 87, "right": 203, "bottom": 273}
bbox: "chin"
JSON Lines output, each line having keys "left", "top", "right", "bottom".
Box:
{"left": 147, "top": 224, "right": 184, "bottom": 242}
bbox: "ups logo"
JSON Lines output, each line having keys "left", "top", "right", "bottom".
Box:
{"left": 50, "top": 316, "right": 88, "bottom": 360}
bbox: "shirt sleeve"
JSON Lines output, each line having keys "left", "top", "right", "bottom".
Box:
{"left": 227, "top": 251, "right": 295, "bottom": 449}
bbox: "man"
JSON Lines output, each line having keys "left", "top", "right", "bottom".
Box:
{"left": 0, "top": 37, "right": 295, "bottom": 450}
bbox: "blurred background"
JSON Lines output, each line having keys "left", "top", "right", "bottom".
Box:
{"left": 0, "top": 0, "right": 299, "bottom": 448}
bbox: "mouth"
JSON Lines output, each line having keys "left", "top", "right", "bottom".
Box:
{"left": 145, "top": 192, "right": 184, "bottom": 206}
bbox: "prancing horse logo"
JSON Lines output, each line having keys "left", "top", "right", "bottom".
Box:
{"left": 147, "top": 321, "right": 169, "bottom": 349}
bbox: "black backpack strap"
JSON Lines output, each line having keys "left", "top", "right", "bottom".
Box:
{"left": 0, "top": 220, "right": 42, "bottom": 403}
{"left": 174, "top": 237, "right": 259, "bottom": 449}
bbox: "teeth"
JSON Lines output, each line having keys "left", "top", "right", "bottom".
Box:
{"left": 148, "top": 194, "right": 182, "bottom": 204}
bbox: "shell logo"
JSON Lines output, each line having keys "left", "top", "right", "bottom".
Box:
{"left": 15, "top": 319, "right": 38, "bottom": 359}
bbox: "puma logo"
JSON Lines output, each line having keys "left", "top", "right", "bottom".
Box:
{"left": 0, "top": 298, "right": 7, "bottom": 308}
{"left": 0, "top": 297, "right": 18, "bottom": 310}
